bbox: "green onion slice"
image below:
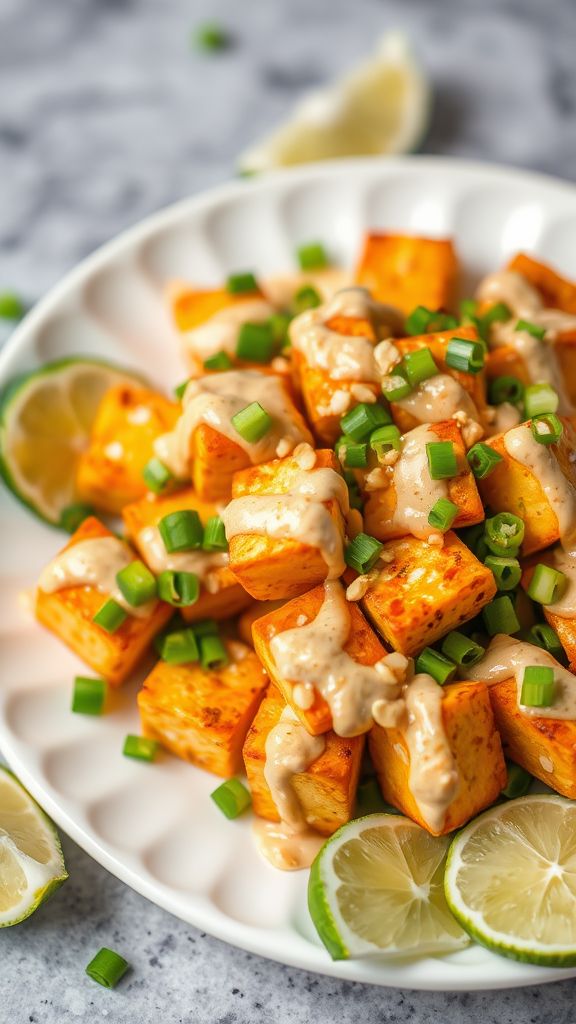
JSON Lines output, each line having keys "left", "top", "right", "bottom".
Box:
{"left": 402, "top": 348, "right": 439, "bottom": 387}
{"left": 157, "top": 570, "right": 200, "bottom": 607}
{"left": 446, "top": 337, "right": 485, "bottom": 374}
{"left": 155, "top": 626, "right": 199, "bottom": 664}
{"left": 484, "top": 512, "right": 525, "bottom": 555}
{"left": 293, "top": 284, "right": 321, "bottom": 313}
{"left": 466, "top": 442, "right": 503, "bottom": 479}
{"left": 204, "top": 350, "right": 232, "bottom": 371}
{"left": 528, "top": 623, "right": 565, "bottom": 662}
{"left": 297, "top": 242, "right": 328, "bottom": 270}
{"left": 524, "top": 383, "right": 559, "bottom": 418}
{"left": 174, "top": 379, "right": 190, "bottom": 400}
{"left": 515, "top": 319, "right": 546, "bottom": 340}
{"left": 484, "top": 554, "right": 522, "bottom": 591}
{"left": 527, "top": 563, "right": 567, "bottom": 604}
{"left": 92, "top": 598, "right": 127, "bottom": 634}
{"left": 210, "top": 778, "right": 252, "bottom": 819}
{"left": 123, "top": 734, "right": 159, "bottom": 762}
{"left": 59, "top": 503, "right": 94, "bottom": 534}
{"left": 116, "top": 560, "right": 157, "bottom": 607}
{"left": 415, "top": 647, "right": 457, "bottom": 686}
{"left": 381, "top": 371, "right": 412, "bottom": 402}
{"left": 427, "top": 497, "right": 459, "bottom": 532}
{"left": 85, "top": 947, "right": 130, "bottom": 989}
{"left": 71, "top": 676, "right": 107, "bottom": 716}
{"left": 520, "top": 665, "right": 555, "bottom": 707}
{"left": 488, "top": 375, "right": 525, "bottom": 406}
{"left": 231, "top": 401, "right": 272, "bottom": 443}
{"left": 142, "top": 457, "right": 174, "bottom": 495}
{"left": 426, "top": 440, "right": 457, "bottom": 480}
{"left": 226, "top": 271, "right": 258, "bottom": 294}
{"left": 405, "top": 306, "right": 458, "bottom": 335}
{"left": 193, "top": 617, "right": 219, "bottom": 637}
{"left": 482, "top": 595, "right": 520, "bottom": 636}
{"left": 159, "top": 510, "right": 203, "bottom": 553}
{"left": 236, "top": 322, "right": 275, "bottom": 363}
{"left": 340, "top": 402, "right": 390, "bottom": 442}
{"left": 194, "top": 22, "right": 230, "bottom": 52}
{"left": 531, "top": 413, "right": 563, "bottom": 446}
{"left": 441, "top": 630, "right": 485, "bottom": 666}
{"left": 200, "top": 634, "right": 229, "bottom": 670}
{"left": 344, "top": 443, "right": 369, "bottom": 468}
{"left": 268, "top": 312, "right": 292, "bottom": 348}
{"left": 203, "top": 515, "right": 228, "bottom": 551}
{"left": 345, "top": 533, "right": 384, "bottom": 574}
{"left": 370, "top": 424, "right": 402, "bottom": 460}
{"left": 501, "top": 761, "right": 533, "bottom": 799}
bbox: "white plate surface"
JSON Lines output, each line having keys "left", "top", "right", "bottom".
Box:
{"left": 2, "top": 157, "right": 576, "bottom": 991}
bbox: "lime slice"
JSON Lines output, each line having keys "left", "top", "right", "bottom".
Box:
{"left": 445, "top": 795, "right": 576, "bottom": 966}
{"left": 308, "top": 813, "right": 468, "bottom": 960}
{"left": 0, "top": 765, "right": 67, "bottom": 927}
{"left": 238, "top": 33, "right": 429, "bottom": 173}
{"left": 0, "top": 357, "right": 143, "bottom": 525}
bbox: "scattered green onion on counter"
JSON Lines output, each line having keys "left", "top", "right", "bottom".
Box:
{"left": 193, "top": 22, "right": 230, "bottom": 52}
{"left": 86, "top": 947, "right": 130, "bottom": 989}
{"left": 297, "top": 242, "right": 328, "bottom": 270}
{"left": 0, "top": 291, "right": 25, "bottom": 320}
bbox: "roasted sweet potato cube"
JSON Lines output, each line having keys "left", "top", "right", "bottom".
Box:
{"left": 507, "top": 252, "right": 576, "bottom": 315}
{"left": 362, "top": 420, "right": 484, "bottom": 542}
{"left": 477, "top": 417, "right": 576, "bottom": 556}
{"left": 369, "top": 681, "right": 506, "bottom": 835}
{"left": 489, "top": 676, "right": 576, "bottom": 798}
{"left": 75, "top": 385, "right": 179, "bottom": 515}
{"left": 227, "top": 449, "right": 346, "bottom": 601}
{"left": 359, "top": 533, "right": 496, "bottom": 656}
{"left": 35, "top": 517, "right": 172, "bottom": 686}
{"left": 138, "top": 640, "right": 268, "bottom": 776}
{"left": 122, "top": 486, "right": 252, "bottom": 623}
{"left": 355, "top": 233, "right": 458, "bottom": 314}
{"left": 243, "top": 684, "right": 364, "bottom": 835}
{"left": 292, "top": 350, "right": 381, "bottom": 447}
{"left": 252, "top": 584, "right": 387, "bottom": 735}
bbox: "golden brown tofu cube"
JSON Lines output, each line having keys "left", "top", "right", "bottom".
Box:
{"left": 489, "top": 676, "right": 576, "bottom": 798}
{"left": 169, "top": 281, "right": 264, "bottom": 331}
{"left": 138, "top": 640, "right": 268, "bottom": 776}
{"left": 237, "top": 600, "right": 287, "bottom": 647}
{"left": 359, "top": 533, "right": 497, "bottom": 656}
{"left": 478, "top": 417, "right": 576, "bottom": 556}
{"left": 252, "top": 585, "right": 387, "bottom": 735}
{"left": 122, "top": 486, "right": 252, "bottom": 623}
{"left": 355, "top": 233, "right": 458, "bottom": 314}
{"left": 35, "top": 517, "right": 172, "bottom": 686}
{"left": 507, "top": 252, "right": 576, "bottom": 315}
{"left": 243, "top": 684, "right": 364, "bottom": 835}
{"left": 362, "top": 420, "right": 484, "bottom": 542}
{"left": 227, "top": 449, "right": 346, "bottom": 601}
{"left": 75, "top": 384, "right": 179, "bottom": 515}
{"left": 369, "top": 681, "right": 506, "bottom": 835}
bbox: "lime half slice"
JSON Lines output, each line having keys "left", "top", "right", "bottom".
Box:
{"left": 0, "top": 356, "right": 142, "bottom": 525}
{"left": 308, "top": 813, "right": 468, "bottom": 960}
{"left": 445, "top": 795, "right": 576, "bottom": 966}
{"left": 0, "top": 766, "right": 67, "bottom": 927}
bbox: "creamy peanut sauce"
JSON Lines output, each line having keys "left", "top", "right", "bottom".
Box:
{"left": 460, "top": 634, "right": 576, "bottom": 720}
{"left": 289, "top": 287, "right": 403, "bottom": 382}
{"left": 180, "top": 298, "right": 276, "bottom": 369}
{"left": 136, "top": 525, "right": 227, "bottom": 594}
{"left": 504, "top": 423, "right": 576, "bottom": 545}
{"left": 37, "top": 537, "right": 154, "bottom": 618}
{"left": 541, "top": 546, "right": 576, "bottom": 617}
{"left": 263, "top": 267, "right": 352, "bottom": 308}
{"left": 222, "top": 464, "right": 349, "bottom": 579}
{"left": 491, "top": 400, "right": 522, "bottom": 434}
{"left": 395, "top": 375, "right": 483, "bottom": 447}
{"left": 153, "top": 370, "right": 312, "bottom": 479}
{"left": 404, "top": 674, "right": 459, "bottom": 833}
{"left": 390, "top": 424, "right": 451, "bottom": 543}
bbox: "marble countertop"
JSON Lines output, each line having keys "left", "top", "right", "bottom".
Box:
{"left": 2, "top": 0, "right": 576, "bottom": 1020}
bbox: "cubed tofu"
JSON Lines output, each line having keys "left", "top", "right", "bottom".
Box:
{"left": 237, "top": 600, "right": 287, "bottom": 647}
{"left": 485, "top": 335, "right": 576, "bottom": 411}
{"left": 369, "top": 681, "right": 506, "bottom": 835}
{"left": 243, "top": 684, "right": 364, "bottom": 835}
{"left": 252, "top": 585, "right": 387, "bottom": 735}
{"left": 169, "top": 281, "right": 264, "bottom": 332}
{"left": 76, "top": 385, "right": 180, "bottom": 515}
{"left": 355, "top": 233, "right": 458, "bottom": 314}
{"left": 507, "top": 252, "right": 576, "bottom": 315}
{"left": 292, "top": 350, "right": 381, "bottom": 447}
{"left": 521, "top": 559, "right": 576, "bottom": 664}
{"left": 138, "top": 640, "right": 268, "bottom": 776}
{"left": 359, "top": 533, "right": 497, "bottom": 656}
{"left": 362, "top": 420, "right": 485, "bottom": 542}
{"left": 477, "top": 417, "right": 576, "bottom": 556}
{"left": 122, "top": 486, "right": 252, "bottom": 623}
{"left": 227, "top": 449, "right": 346, "bottom": 601}
{"left": 35, "top": 517, "right": 172, "bottom": 686}
{"left": 489, "top": 676, "right": 576, "bottom": 798}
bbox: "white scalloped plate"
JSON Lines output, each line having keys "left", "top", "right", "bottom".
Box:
{"left": 2, "top": 157, "right": 576, "bottom": 991}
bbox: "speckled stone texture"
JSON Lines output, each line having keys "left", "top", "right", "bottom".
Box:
{"left": 2, "top": 0, "right": 576, "bottom": 1020}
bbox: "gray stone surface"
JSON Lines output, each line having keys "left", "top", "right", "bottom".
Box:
{"left": 2, "top": 0, "right": 576, "bottom": 1020}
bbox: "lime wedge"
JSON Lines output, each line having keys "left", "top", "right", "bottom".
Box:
{"left": 445, "top": 795, "right": 576, "bottom": 966}
{"left": 0, "top": 357, "right": 142, "bottom": 525}
{"left": 0, "top": 766, "right": 67, "bottom": 927}
{"left": 308, "top": 813, "right": 468, "bottom": 960}
{"left": 238, "top": 33, "right": 429, "bottom": 173}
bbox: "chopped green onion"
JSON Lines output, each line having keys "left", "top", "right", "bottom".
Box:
{"left": 0, "top": 292, "right": 25, "bottom": 320}
{"left": 459, "top": 298, "right": 478, "bottom": 322}
{"left": 478, "top": 302, "right": 511, "bottom": 340}
{"left": 531, "top": 413, "right": 563, "bottom": 446}
{"left": 116, "top": 560, "right": 157, "bottom": 607}
{"left": 193, "top": 618, "right": 218, "bottom": 638}
{"left": 71, "top": 676, "right": 107, "bottom": 715}
{"left": 142, "top": 457, "right": 174, "bottom": 495}
{"left": 467, "top": 442, "right": 503, "bottom": 479}
{"left": 268, "top": 312, "right": 292, "bottom": 348}
{"left": 157, "top": 570, "right": 200, "bottom": 607}
{"left": 446, "top": 337, "right": 485, "bottom": 374}
{"left": 381, "top": 371, "right": 412, "bottom": 402}
{"left": 297, "top": 242, "right": 328, "bottom": 270}
{"left": 488, "top": 376, "right": 525, "bottom": 406}
{"left": 484, "top": 512, "right": 525, "bottom": 555}
{"left": 123, "top": 734, "right": 159, "bottom": 762}
{"left": 428, "top": 497, "right": 459, "bottom": 532}
{"left": 405, "top": 306, "right": 457, "bottom": 335}
{"left": 524, "top": 383, "right": 559, "bottom": 418}
{"left": 426, "top": 440, "right": 457, "bottom": 480}
{"left": 210, "top": 778, "right": 252, "bottom": 819}
{"left": 520, "top": 665, "right": 555, "bottom": 707}
{"left": 441, "top": 631, "right": 485, "bottom": 666}
{"left": 482, "top": 595, "right": 520, "bottom": 636}
{"left": 340, "top": 402, "right": 389, "bottom": 442}
{"left": 85, "top": 947, "right": 129, "bottom": 989}
{"left": 59, "top": 502, "right": 94, "bottom": 534}
{"left": 502, "top": 762, "right": 533, "bottom": 799}
{"left": 402, "top": 348, "right": 439, "bottom": 387}
{"left": 194, "top": 22, "right": 230, "bottom": 52}
{"left": 236, "top": 322, "right": 275, "bottom": 363}
{"left": 200, "top": 633, "right": 228, "bottom": 670}
{"left": 370, "top": 424, "right": 402, "bottom": 460}
{"left": 516, "top": 319, "right": 546, "bottom": 341}
{"left": 203, "top": 515, "right": 228, "bottom": 551}
{"left": 174, "top": 378, "right": 190, "bottom": 400}
{"left": 156, "top": 627, "right": 199, "bottom": 664}
{"left": 226, "top": 271, "right": 258, "bottom": 294}
{"left": 204, "top": 350, "right": 232, "bottom": 371}
{"left": 293, "top": 284, "right": 321, "bottom": 313}
{"left": 527, "top": 563, "right": 567, "bottom": 604}
{"left": 93, "top": 599, "right": 127, "bottom": 634}
{"left": 159, "top": 510, "right": 203, "bottom": 553}
{"left": 231, "top": 401, "right": 272, "bottom": 442}
{"left": 344, "top": 443, "right": 369, "bottom": 468}
{"left": 415, "top": 647, "right": 457, "bottom": 686}
{"left": 345, "top": 533, "right": 384, "bottom": 574}
{"left": 528, "top": 623, "right": 565, "bottom": 662}
{"left": 484, "top": 555, "right": 522, "bottom": 591}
